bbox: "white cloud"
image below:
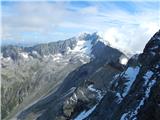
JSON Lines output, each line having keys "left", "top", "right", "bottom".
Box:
{"left": 80, "top": 6, "right": 98, "bottom": 14}
{"left": 103, "top": 22, "right": 159, "bottom": 54}
{"left": 2, "top": 2, "right": 69, "bottom": 39}
{"left": 2, "top": 1, "right": 160, "bottom": 53}
{"left": 99, "top": 2, "right": 160, "bottom": 53}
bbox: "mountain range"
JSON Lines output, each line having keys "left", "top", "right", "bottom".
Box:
{"left": 1, "top": 31, "right": 160, "bottom": 120}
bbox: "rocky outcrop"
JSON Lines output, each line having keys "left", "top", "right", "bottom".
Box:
{"left": 137, "top": 30, "right": 160, "bottom": 120}
{"left": 87, "top": 30, "right": 160, "bottom": 120}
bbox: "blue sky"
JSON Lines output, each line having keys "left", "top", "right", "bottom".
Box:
{"left": 1, "top": 1, "right": 160, "bottom": 52}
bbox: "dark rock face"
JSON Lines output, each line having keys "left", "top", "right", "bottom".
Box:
{"left": 137, "top": 30, "right": 160, "bottom": 120}
{"left": 87, "top": 30, "right": 160, "bottom": 120}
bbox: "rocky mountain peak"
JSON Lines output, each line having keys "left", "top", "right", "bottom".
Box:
{"left": 139, "top": 30, "right": 160, "bottom": 67}
{"left": 1, "top": 32, "right": 107, "bottom": 62}
{"left": 143, "top": 30, "right": 160, "bottom": 55}
{"left": 82, "top": 30, "right": 160, "bottom": 120}
{"left": 77, "top": 32, "right": 100, "bottom": 41}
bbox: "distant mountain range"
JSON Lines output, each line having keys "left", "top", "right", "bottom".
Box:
{"left": 1, "top": 31, "right": 160, "bottom": 120}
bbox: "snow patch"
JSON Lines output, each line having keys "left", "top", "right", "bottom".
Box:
{"left": 79, "top": 90, "right": 85, "bottom": 98}
{"left": 32, "top": 51, "right": 38, "bottom": 55}
{"left": 130, "top": 80, "right": 156, "bottom": 120}
{"left": 122, "top": 66, "right": 140, "bottom": 97}
{"left": 88, "top": 85, "right": 103, "bottom": 100}
{"left": 43, "top": 55, "right": 48, "bottom": 58}
{"left": 120, "top": 57, "right": 128, "bottom": 65}
{"left": 116, "top": 93, "right": 123, "bottom": 104}
{"left": 52, "top": 53, "right": 62, "bottom": 61}
{"left": 143, "top": 71, "right": 154, "bottom": 86}
{"left": 155, "top": 64, "right": 160, "bottom": 69}
{"left": 150, "top": 45, "right": 158, "bottom": 50}
{"left": 120, "top": 113, "right": 128, "bottom": 120}
{"left": 73, "top": 93, "right": 78, "bottom": 101}
{"left": 3, "top": 57, "right": 11, "bottom": 61}
{"left": 120, "top": 78, "right": 156, "bottom": 120}
{"left": 64, "top": 87, "right": 76, "bottom": 97}
{"left": 80, "top": 59, "right": 88, "bottom": 64}
{"left": 68, "top": 39, "right": 92, "bottom": 56}
{"left": 0, "top": 53, "right": 3, "bottom": 59}
{"left": 70, "top": 96, "right": 77, "bottom": 102}
{"left": 150, "top": 51, "right": 156, "bottom": 56}
{"left": 20, "top": 52, "right": 29, "bottom": 59}
{"left": 74, "top": 104, "right": 98, "bottom": 120}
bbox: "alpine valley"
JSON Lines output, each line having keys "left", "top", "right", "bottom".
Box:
{"left": 1, "top": 31, "right": 160, "bottom": 120}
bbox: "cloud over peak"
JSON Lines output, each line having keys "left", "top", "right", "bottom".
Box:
{"left": 2, "top": 1, "right": 160, "bottom": 53}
